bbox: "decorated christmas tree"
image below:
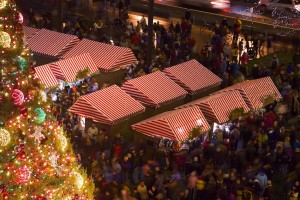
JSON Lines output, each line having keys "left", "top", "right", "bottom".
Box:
{"left": 0, "top": 1, "right": 94, "bottom": 199}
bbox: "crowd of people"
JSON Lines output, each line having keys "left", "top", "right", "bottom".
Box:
{"left": 24, "top": 1, "right": 300, "bottom": 200}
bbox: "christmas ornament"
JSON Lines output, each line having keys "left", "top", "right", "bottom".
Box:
{"left": 0, "top": 0, "right": 7, "bottom": 9}
{"left": 49, "top": 153, "right": 66, "bottom": 176}
{"left": 17, "top": 11, "right": 23, "bottom": 24}
{"left": 0, "top": 31, "right": 11, "bottom": 48}
{"left": 29, "top": 64, "right": 36, "bottom": 75}
{"left": 18, "top": 56, "right": 27, "bottom": 70}
{"left": 17, "top": 166, "right": 31, "bottom": 183}
{"left": 2, "top": 192, "right": 8, "bottom": 200}
{"left": 58, "top": 134, "right": 67, "bottom": 152}
{"left": 20, "top": 107, "right": 28, "bottom": 119}
{"left": 0, "top": 128, "right": 11, "bottom": 146}
{"left": 74, "top": 194, "right": 79, "bottom": 200}
{"left": 11, "top": 89, "right": 24, "bottom": 106}
{"left": 73, "top": 172, "right": 84, "bottom": 189}
{"left": 40, "top": 91, "right": 47, "bottom": 102}
{"left": 17, "top": 150, "right": 26, "bottom": 160}
{"left": 31, "top": 126, "right": 45, "bottom": 144}
{"left": 34, "top": 108, "right": 46, "bottom": 124}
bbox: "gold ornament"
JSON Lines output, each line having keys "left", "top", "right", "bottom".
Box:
{"left": 73, "top": 172, "right": 84, "bottom": 189}
{"left": 58, "top": 134, "right": 67, "bottom": 152}
{"left": 0, "top": 128, "right": 11, "bottom": 146}
{"left": 0, "top": 31, "right": 11, "bottom": 48}
{"left": 0, "top": 0, "right": 7, "bottom": 9}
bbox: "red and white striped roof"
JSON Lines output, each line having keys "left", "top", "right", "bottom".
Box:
{"left": 177, "top": 91, "right": 250, "bottom": 124}
{"left": 61, "top": 39, "right": 137, "bottom": 73}
{"left": 34, "top": 64, "right": 59, "bottom": 88}
{"left": 69, "top": 85, "right": 145, "bottom": 125}
{"left": 121, "top": 71, "right": 188, "bottom": 108}
{"left": 213, "top": 77, "right": 282, "bottom": 109}
{"left": 49, "top": 53, "right": 98, "bottom": 82}
{"left": 27, "top": 28, "right": 80, "bottom": 58}
{"left": 132, "top": 106, "right": 210, "bottom": 141}
{"left": 23, "top": 26, "right": 40, "bottom": 41}
{"left": 163, "top": 59, "right": 222, "bottom": 95}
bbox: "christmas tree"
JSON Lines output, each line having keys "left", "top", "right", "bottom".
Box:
{"left": 0, "top": 1, "right": 94, "bottom": 199}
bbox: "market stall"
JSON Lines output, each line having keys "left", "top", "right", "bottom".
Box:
{"left": 132, "top": 106, "right": 210, "bottom": 141}
{"left": 177, "top": 90, "right": 250, "bottom": 124}
{"left": 163, "top": 59, "right": 222, "bottom": 95}
{"left": 22, "top": 26, "right": 40, "bottom": 42}
{"left": 34, "top": 64, "right": 59, "bottom": 88}
{"left": 61, "top": 38, "right": 137, "bottom": 85}
{"left": 121, "top": 71, "right": 188, "bottom": 108}
{"left": 69, "top": 85, "right": 145, "bottom": 125}
{"left": 27, "top": 28, "right": 80, "bottom": 59}
{"left": 48, "top": 53, "right": 98, "bottom": 83}
{"left": 213, "top": 77, "right": 282, "bottom": 110}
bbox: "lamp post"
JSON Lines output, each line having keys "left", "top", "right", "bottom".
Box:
{"left": 146, "top": 0, "right": 154, "bottom": 68}
{"left": 56, "top": 0, "right": 62, "bottom": 32}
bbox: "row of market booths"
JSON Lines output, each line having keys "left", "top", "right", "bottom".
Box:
{"left": 23, "top": 26, "right": 137, "bottom": 87}
{"left": 23, "top": 26, "right": 282, "bottom": 157}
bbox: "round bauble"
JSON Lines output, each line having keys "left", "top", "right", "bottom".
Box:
{"left": 0, "top": 31, "right": 11, "bottom": 48}
{"left": 17, "top": 150, "right": 26, "bottom": 160}
{"left": 11, "top": 89, "right": 24, "bottom": 106}
{"left": 35, "top": 108, "right": 46, "bottom": 124}
{"left": 17, "top": 166, "right": 31, "bottom": 183}
{"left": 0, "top": 128, "right": 11, "bottom": 146}
{"left": 20, "top": 107, "right": 28, "bottom": 119}
{"left": 0, "top": 0, "right": 7, "bottom": 9}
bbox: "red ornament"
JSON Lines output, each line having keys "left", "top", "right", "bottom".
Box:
{"left": 2, "top": 192, "right": 8, "bottom": 200}
{"left": 29, "top": 65, "right": 36, "bottom": 75}
{"left": 20, "top": 107, "right": 28, "bottom": 119}
{"left": 17, "top": 166, "right": 31, "bottom": 183}
{"left": 11, "top": 89, "right": 24, "bottom": 106}
{"left": 17, "top": 151, "right": 26, "bottom": 161}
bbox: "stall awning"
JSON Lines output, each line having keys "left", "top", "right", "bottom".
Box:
{"left": 213, "top": 77, "right": 282, "bottom": 109}
{"left": 27, "top": 28, "right": 80, "bottom": 58}
{"left": 69, "top": 85, "right": 145, "bottom": 125}
{"left": 177, "top": 91, "right": 250, "bottom": 124}
{"left": 49, "top": 53, "right": 98, "bottom": 82}
{"left": 163, "top": 59, "right": 222, "bottom": 95}
{"left": 23, "top": 26, "right": 40, "bottom": 41}
{"left": 121, "top": 71, "right": 188, "bottom": 108}
{"left": 132, "top": 106, "right": 210, "bottom": 141}
{"left": 34, "top": 64, "right": 59, "bottom": 88}
{"left": 61, "top": 39, "right": 137, "bottom": 73}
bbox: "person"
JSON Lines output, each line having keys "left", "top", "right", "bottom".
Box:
{"left": 233, "top": 18, "right": 242, "bottom": 45}
{"left": 271, "top": 54, "right": 280, "bottom": 72}
{"left": 137, "top": 181, "right": 148, "bottom": 200}
{"left": 140, "top": 15, "right": 147, "bottom": 30}
{"left": 185, "top": 9, "right": 191, "bottom": 22}
{"left": 256, "top": 169, "right": 268, "bottom": 197}
{"left": 87, "top": 123, "right": 98, "bottom": 145}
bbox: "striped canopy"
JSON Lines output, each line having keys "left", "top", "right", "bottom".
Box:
{"left": 121, "top": 71, "right": 188, "bottom": 108}
{"left": 163, "top": 59, "right": 222, "bottom": 95}
{"left": 23, "top": 26, "right": 40, "bottom": 41}
{"left": 35, "top": 64, "right": 59, "bottom": 88}
{"left": 49, "top": 53, "right": 98, "bottom": 82}
{"left": 213, "top": 77, "right": 282, "bottom": 109}
{"left": 177, "top": 91, "right": 250, "bottom": 124}
{"left": 61, "top": 39, "right": 137, "bottom": 73}
{"left": 27, "top": 28, "right": 80, "bottom": 58}
{"left": 69, "top": 85, "right": 145, "bottom": 125}
{"left": 132, "top": 106, "right": 210, "bottom": 141}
